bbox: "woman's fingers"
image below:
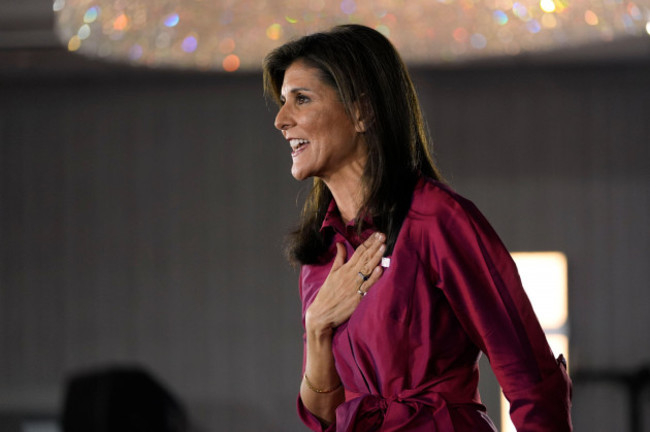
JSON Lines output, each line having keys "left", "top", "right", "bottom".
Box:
{"left": 350, "top": 232, "right": 386, "bottom": 297}
{"left": 359, "top": 233, "right": 386, "bottom": 274}
{"left": 356, "top": 265, "right": 383, "bottom": 297}
{"left": 367, "top": 265, "right": 384, "bottom": 288}
{"left": 311, "top": 232, "right": 386, "bottom": 328}
{"left": 350, "top": 232, "right": 385, "bottom": 270}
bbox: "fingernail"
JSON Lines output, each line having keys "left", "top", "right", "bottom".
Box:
{"left": 379, "top": 244, "right": 386, "bottom": 252}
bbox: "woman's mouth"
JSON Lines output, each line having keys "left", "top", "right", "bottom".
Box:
{"left": 290, "top": 138, "right": 310, "bottom": 158}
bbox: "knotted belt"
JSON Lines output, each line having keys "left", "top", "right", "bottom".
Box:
{"left": 335, "top": 366, "right": 480, "bottom": 432}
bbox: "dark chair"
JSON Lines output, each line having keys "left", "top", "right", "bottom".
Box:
{"left": 61, "top": 365, "right": 190, "bottom": 432}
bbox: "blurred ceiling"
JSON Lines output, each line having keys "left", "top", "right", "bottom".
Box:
{"left": 1, "top": 0, "right": 649, "bottom": 72}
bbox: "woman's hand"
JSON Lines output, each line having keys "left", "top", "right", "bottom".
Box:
{"left": 300, "top": 233, "right": 385, "bottom": 423}
{"left": 305, "top": 232, "right": 386, "bottom": 335}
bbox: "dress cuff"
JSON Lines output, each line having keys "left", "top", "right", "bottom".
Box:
{"left": 297, "top": 394, "right": 336, "bottom": 432}
{"left": 505, "top": 355, "right": 573, "bottom": 432}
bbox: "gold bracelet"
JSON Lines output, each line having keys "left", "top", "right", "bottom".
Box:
{"left": 303, "top": 374, "right": 342, "bottom": 393}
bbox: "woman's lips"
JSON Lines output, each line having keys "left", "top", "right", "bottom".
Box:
{"left": 289, "top": 138, "right": 310, "bottom": 158}
{"left": 292, "top": 143, "right": 309, "bottom": 158}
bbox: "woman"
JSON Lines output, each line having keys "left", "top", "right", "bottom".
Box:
{"left": 263, "top": 24, "right": 572, "bottom": 431}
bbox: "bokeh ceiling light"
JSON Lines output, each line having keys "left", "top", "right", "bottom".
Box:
{"left": 54, "top": 0, "right": 650, "bottom": 72}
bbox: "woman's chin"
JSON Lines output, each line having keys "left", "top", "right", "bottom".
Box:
{"left": 291, "top": 165, "right": 311, "bottom": 181}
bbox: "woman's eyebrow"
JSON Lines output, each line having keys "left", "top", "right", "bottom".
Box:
{"left": 286, "top": 87, "right": 312, "bottom": 95}
{"left": 281, "top": 87, "right": 312, "bottom": 102}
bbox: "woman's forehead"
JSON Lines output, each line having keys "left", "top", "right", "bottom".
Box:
{"left": 281, "top": 63, "right": 327, "bottom": 94}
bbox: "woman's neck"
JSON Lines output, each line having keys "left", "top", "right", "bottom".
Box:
{"left": 322, "top": 167, "right": 365, "bottom": 225}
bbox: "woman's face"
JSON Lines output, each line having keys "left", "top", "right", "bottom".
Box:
{"left": 274, "top": 61, "right": 366, "bottom": 182}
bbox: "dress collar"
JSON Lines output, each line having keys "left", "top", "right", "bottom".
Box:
{"left": 320, "top": 199, "right": 375, "bottom": 248}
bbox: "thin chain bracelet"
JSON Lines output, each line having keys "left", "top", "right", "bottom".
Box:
{"left": 304, "top": 374, "right": 342, "bottom": 393}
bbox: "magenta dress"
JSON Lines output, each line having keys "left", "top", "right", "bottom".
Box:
{"left": 297, "top": 178, "right": 572, "bottom": 431}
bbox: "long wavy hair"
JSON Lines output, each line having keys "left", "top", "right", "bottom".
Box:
{"left": 263, "top": 24, "right": 442, "bottom": 265}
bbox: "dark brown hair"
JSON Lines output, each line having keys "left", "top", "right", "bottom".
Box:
{"left": 263, "top": 24, "right": 442, "bottom": 265}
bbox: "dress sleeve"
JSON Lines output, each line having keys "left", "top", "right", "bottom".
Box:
{"left": 296, "top": 334, "right": 337, "bottom": 432}
{"left": 425, "top": 196, "right": 572, "bottom": 431}
{"left": 296, "top": 266, "right": 337, "bottom": 432}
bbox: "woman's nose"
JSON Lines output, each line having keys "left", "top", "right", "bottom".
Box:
{"left": 274, "top": 105, "right": 294, "bottom": 131}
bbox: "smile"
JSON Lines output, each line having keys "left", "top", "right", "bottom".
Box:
{"left": 290, "top": 138, "right": 310, "bottom": 157}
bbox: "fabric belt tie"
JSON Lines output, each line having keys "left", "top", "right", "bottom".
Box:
{"left": 338, "top": 387, "right": 454, "bottom": 431}
{"left": 336, "top": 366, "right": 479, "bottom": 431}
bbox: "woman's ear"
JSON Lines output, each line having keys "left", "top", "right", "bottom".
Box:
{"left": 353, "top": 95, "right": 374, "bottom": 133}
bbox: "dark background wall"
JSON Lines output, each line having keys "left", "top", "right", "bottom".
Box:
{"left": 1, "top": 48, "right": 649, "bottom": 431}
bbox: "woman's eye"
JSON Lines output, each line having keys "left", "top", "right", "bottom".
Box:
{"left": 296, "top": 95, "right": 309, "bottom": 104}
